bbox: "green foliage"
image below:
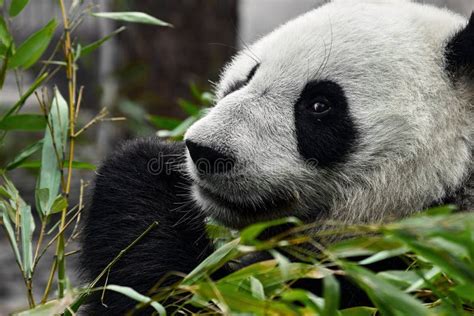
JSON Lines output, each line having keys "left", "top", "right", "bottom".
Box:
{"left": 80, "top": 26, "right": 126, "bottom": 56}
{"left": 36, "top": 88, "right": 68, "bottom": 216}
{"left": 92, "top": 11, "right": 172, "bottom": 27}
{"left": 150, "top": 83, "right": 213, "bottom": 140}
{"left": 68, "top": 208, "right": 473, "bottom": 315}
{"left": 9, "top": 0, "right": 29, "bottom": 17}
{"left": 8, "top": 19, "right": 57, "bottom": 69}
{"left": 0, "top": 0, "right": 172, "bottom": 313}
{"left": 0, "top": 114, "right": 46, "bottom": 131}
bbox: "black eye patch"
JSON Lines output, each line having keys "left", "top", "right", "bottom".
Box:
{"left": 222, "top": 63, "right": 259, "bottom": 97}
{"left": 294, "top": 80, "right": 358, "bottom": 167}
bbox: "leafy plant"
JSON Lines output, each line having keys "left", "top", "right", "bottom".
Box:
{"left": 150, "top": 83, "right": 213, "bottom": 140}
{"left": 0, "top": 0, "right": 171, "bottom": 314}
{"left": 96, "top": 207, "right": 474, "bottom": 315}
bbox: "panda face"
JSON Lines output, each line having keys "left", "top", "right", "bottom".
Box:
{"left": 184, "top": 0, "right": 473, "bottom": 229}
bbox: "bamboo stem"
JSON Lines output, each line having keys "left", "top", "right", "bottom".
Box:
{"left": 56, "top": 0, "right": 76, "bottom": 299}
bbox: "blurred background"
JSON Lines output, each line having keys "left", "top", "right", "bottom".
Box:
{"left": 0, "top": 0, "right": 472, "bottom": 314}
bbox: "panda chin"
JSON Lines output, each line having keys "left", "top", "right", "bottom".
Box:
{"left": 193, "top": 184, "right": 296, "bottom": 228}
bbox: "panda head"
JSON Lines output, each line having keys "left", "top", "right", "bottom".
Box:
{"left": 184, "top": 0, "right": 474, "bottom": 229}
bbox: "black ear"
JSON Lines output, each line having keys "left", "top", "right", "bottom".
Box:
{"left": 445, "top": 13, "right": 474, "bottom": 78}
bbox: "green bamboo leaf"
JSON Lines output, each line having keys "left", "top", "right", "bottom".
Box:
{"left": 190, "top": 83, "right": 202, "bottom": 103}
{"left": 340, "top": 307, "right": 378, "bottom": 316}
{"left": 16, "top": 160, "right": 95, "bottom": 170}
{"left": 453, "top": 283, "right": 474, "bottom": 301}
{"left": 37, "top": 88, "right": 68, "bottom": 216}
{"left": 240, "top": 217, "right": 301, "bottom": 245}
{"left": 358, "top": 247, "right": 408, "bottom": 265}
{"left": 178, "top": 99, "right": 200, "bottom": 116}
{"left": 9, "top": 19, "right": 57, "bottom": 69}
{"left": 50, "top": 195, "right": 68, "bottom": 214}
{"left": 322, "top": 274, "right": 340, "bottom": 316}
{"left": 404, "top": 267, "right": 441, "bottom": 293}
{"left": 249, "top": 276, "right": 265, "bottom": 300}
{"left": 81, "top": 26, "right": 126, "bottom": 56}
{"left": 13, "top": 297, "right": 73, "bottom": 316}
{"left": 6, "top": 139, "right": 43, "bottom": 170}
{"left": 9, "top": 0, "right": 29, "bottom": 17}
{"left": 341, "top": 262, "right": 431, "bottom": 316}
{"left": 105, "top": 285, "right": 166, "bottom": 316}
{"left": 200, "top": 92, "right": 214, "bottom": 106}
{"left": 182, "top": 239, "right": 240, "bottom": 286}
{"left": 0, "top": 42, "right": 11, "bottom": 89}
{"left": 157, "top": 116, "right": 198, "bottom": 139}
{"left": 269, "top": 249, "right": 291, "bottom": 279}
{"left": 280, "top": 289, "right": 323, "bottom": 313}
{"left": 194, "top": 281, "right": 300, "bottom": 315}
{"left": 20, "top": 203, "right": 34, "bottom": 278}
{"left": 146, "top": 115, "right": 181, "bottom": 130}
{"left": 0, "top": 15, "right": 12, "bottom": 45}
{"left": 92, "top": 12, "right": 172, "bottom": 27}
{"left": 389, "top": 230, "right": 474, "bottom": 285}
{"left": 1, "top": 206, "right": 23, "bottom": 271}
{"left": 219, "top": 260, "right": 329, "bottom": 297}
{"left": 0, "top": 114, "right": 46, "bottom": 131}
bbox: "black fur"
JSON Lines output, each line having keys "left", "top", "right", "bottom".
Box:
{"left": 80, "top": 138, "right": 213, "bottom": 315}
{"left": 445, "top": 13, "right": 474, "bottom": 77}
{"left": 294, "top": 80, "right": 358, "bottom": 166}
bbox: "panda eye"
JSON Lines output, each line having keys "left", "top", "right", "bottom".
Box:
{"left": 312, "top": 100, "right": 331, "bottom": 116}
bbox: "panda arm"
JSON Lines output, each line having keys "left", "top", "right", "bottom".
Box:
{"left": 79, "top": 138, "right": 214, "bottom": 315}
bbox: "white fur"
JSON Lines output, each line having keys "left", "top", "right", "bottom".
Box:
{"left": 184, "top": 0, "right": 473, "bottom": 228}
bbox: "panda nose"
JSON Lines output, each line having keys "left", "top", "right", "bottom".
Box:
{"left": 185, "top": 140, "right": 235, "bottom": 174}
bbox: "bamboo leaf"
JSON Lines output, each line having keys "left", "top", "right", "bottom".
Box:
{"left": 280, "top": 289, "right": 323, "bottom": 313}
{"left": 13, "top": 296, "right": 78, "bottom": 316}
{"left": 105, "top": 285, "right": 167, "bottom": 316}
{"left": 16, "top": 160, "right": 95, "bottom": 170}
{"left": 37, "top": 88, "right": 68, "bottom": 216}
{"left": 81, "top": 26, "right": 126, "bottom": 56}
{"left": 9, "top": 0, "right": 29, "bottom": 17}
{"left": 1, "top": 204, "right": 23, "bottom": 271}
{"left": 9, "top": 19, "right": 57, "bottom": 69}
{"left": 340, "top": 307, "right": 378, "bottom": 316}
{"left": 6, "top": 139, "right": 43, "bottom": 170}
{"left": 156, "top": 116, "right": 198, "bottom": 139}
{"left": 0, "top": 15, "right": 12, "bottom": 45}
{"left": 240, "top": 217, "right": 301, "bottom": 245}
{"left": 219, "top": 260, "right": 329, "bottom": 297}
{"left": 146, "top": 115, "right": 181, "bottom": 130}
{"left": 20, "top": 203, "right": 34, "bottom": 278}
{"left": 92, "top": 12, "right": 172, "bottom": 27}
{"left": 389, "top": 230, "right": 474, "bottom": 286}
{"left": 341, "top": 262, "right": 430, "bottom": 316}
{"left": 177, "top": 99, "right": 200, "bottom": 116}
{"left": 322, "top": 274, "right": 340, "bottom": 316}
{"left": 182, "top": 239, "right": 240, "bottom": 286}
{"left": 0, "top": 114, "right": 46, "bottom": 131}
{"left": 0, "top": 42, "right": 12, "bottom": 89}
{"left": 50, "top": 195, "right": 68, "bottom": 214}
{"left": 249, "top": 276, "right": 265, "bottom": 300}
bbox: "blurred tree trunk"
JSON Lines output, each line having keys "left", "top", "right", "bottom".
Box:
{"left": 114, "top": 0, "right": 238, "bottom": 117}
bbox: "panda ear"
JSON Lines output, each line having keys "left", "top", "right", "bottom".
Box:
{"left": 445, "top": 13, "right": 474, "bottom": 78}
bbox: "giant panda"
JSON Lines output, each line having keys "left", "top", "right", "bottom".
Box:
{"left": 80, "top": 0, "right": 474, "bottom": 314}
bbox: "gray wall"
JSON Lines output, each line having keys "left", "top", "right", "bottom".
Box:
{"left": 238, "top": 0, "right": 474, "bottom": 45}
